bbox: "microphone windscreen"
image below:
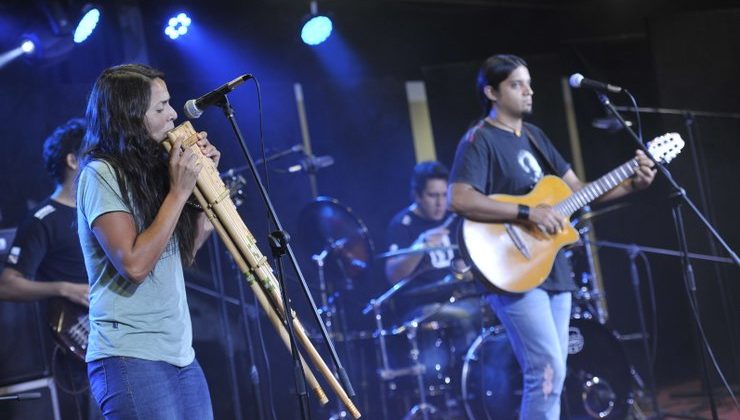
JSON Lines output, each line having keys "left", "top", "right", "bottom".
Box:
{"left": 183, "top": 99, "right": 202, "bottom": 119}
{"left": 568, "top": 73, "right": 584, "bottom": 88}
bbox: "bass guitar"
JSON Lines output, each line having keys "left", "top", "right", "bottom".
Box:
{"left": 461, "top": 132, "right": 684, "bottom": 293}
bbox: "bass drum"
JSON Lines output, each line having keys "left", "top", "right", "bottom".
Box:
{"left": 461, "top": 319, "right": 633, "bottom": 420}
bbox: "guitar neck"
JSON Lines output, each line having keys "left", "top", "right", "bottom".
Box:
{"left": 555, "top": 158, "right": 638, "bottom": 217}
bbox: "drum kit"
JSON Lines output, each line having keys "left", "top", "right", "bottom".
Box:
{"left": 297, "top": 197, "right": 637, "bottom": 420}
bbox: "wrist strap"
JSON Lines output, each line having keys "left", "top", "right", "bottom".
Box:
{"left": 517, "top": 204, "right": 530, "bottom": 220}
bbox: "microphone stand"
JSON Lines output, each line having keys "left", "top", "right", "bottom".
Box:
{"left": 597, "top": 93, "right": 740, "bottom": 420}
{"left": 213, "top": 94, "right": 355, "bottom": 418}
{"left": 591, "top": 240, "right": 735, "bottom": 420}
{"left": 614, "top": 105, "right": 740, "bottom": 389}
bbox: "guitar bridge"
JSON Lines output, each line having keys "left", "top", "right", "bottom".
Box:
{"left": 505, "top": 223, "right": 531, "bottom": 259}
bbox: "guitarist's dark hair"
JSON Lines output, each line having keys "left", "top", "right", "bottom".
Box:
{"left": 411, "top": 160, "right": 449, "bottom": 198}
{"left": 476, "top": 54, "right": 528, "bottom": 116}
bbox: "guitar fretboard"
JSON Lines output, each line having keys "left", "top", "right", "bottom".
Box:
{"left": 554, "top": 158, "right": 638, "bottom": 217}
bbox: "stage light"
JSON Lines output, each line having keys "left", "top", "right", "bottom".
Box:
{"left": 165, "top": 12, "right": 191, "bottom": 40}
{"left": 73, "top": 5, "right": 101, "bottom": 43}
{"left": 21, "top": 40, "right": 37, "bottom": 55}
{"left": 19, "top": 34, "right": 41, "bottom": 57}
{"left": 301, "top": 1, "right": 332, "bottom": 46}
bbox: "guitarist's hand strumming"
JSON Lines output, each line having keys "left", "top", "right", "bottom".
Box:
{"left": 528, "top": 205, "right": 566, "bottom": 235}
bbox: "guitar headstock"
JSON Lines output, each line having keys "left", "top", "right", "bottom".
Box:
{"left": 647, "top": 132, "right": 685, "bottom": 164}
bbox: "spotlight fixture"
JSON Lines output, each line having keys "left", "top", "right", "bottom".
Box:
{"left": 73, "top": 4, "right": 101, "bottom": 43}
{"left": 165, "top": 12, "right": 192, "bottom": 40}
{"left": 19, "top": 34, "right": 43, "bottom": 58}
{"left": 301, "top": 1, "right": 332, "bottom": 46}
{"left": 21, "top": 39, "right": 37, "bottom": 55}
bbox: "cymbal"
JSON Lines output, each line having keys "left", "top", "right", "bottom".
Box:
{"left": 297, "top": 196, "right": 374, "bottom": 279}
{"left": 405, "top": 272, "right": 476, "bottom": 297}
{"left": 573, "top": 202, "right": 631, "bottom": 226}
{"left": 375, "top": 244, "right": 459, "bottom": 259}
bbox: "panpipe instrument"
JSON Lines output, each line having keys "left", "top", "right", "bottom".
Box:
{"left": 164, "top": 121, "right": 361, "bottom": 418}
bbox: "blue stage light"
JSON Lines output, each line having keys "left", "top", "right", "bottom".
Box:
{"left": 165, "top": 12, "right": 192, "bottom": 40}
{"left": 301, "top": 15, "right": 332, "bottom": 46}
{"left": 73, "top": 6, "right": 100, "bottom": 43}
{"left": 21, "top": 39, "right": 37, "bottom": 55}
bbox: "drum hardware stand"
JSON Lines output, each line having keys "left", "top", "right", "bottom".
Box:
{"left": 364, "top": 286, "right": 439, "bottom": 420}
{"left": 213, "top": 93, "right": 356, "bottom": 419}
{"left": 575, "top": 210, "right": 608, "bottom": 324}
{"left": 0, "top": 392, "right": 41, "bottom": 401}
{"left": 312, "top": 247, "right": 354, "bottom": 420}
{"left": 599, "top": 93, "right": 740, "bottom": 420}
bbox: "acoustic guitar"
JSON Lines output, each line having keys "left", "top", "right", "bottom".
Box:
{"left": 461, "top": 132, "right": 685, "bottom": 293}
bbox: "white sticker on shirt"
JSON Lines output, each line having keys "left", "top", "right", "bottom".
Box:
{"left": 8, "top": 246, "right": 20, "bottom": 264}
{"left": 33, "top": 204, "right": 55, "bottom": 220}
{"left": 517, "top": 149, "right": 544, "bottom": 185}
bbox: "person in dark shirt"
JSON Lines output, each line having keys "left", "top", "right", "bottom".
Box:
{"left": 0, "top": 118, "right": 99, "bottom": 420}
{"left": 385, "top": 161, "right": 457, "bottom": 285}
{"left": 448, "top": 54, "right": 656, "bottom": 419}
{"left": 1, "top": 118, "right": 88, "bottom": 305}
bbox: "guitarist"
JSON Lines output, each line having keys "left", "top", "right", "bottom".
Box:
{"left": 448, "top": 54, "right": 656, "bottom": 419}
{"left": 0, "top": 118, "right": 99, "bottom": 419}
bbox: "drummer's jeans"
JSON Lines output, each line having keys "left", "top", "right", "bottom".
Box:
{"left": 488, "top": 289, "right": 571, "bottom": 420}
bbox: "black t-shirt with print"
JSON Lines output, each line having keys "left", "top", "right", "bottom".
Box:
{"left": 450, "top": 120, "right": 575, "bottom": 292}
{"left": 386, "top": 206, "right": 457, "bottom": 277}
{"left": 5, "top": 198, "right": 86, "bottom": 284}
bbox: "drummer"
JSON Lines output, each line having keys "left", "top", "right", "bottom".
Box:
{"left": 384, "top": 160, "right": 483, "bottom": 339}
{"left": 385, "top": 161, "right": 459, "bottom": 285}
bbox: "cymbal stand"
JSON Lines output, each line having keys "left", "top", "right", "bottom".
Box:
{"left": 312, "top": 248, "right": 348, "bottom": 420}
{"left": 402, "top": 323, "right": 437, "bottom": 420}
{"left": 368, "top": 302, "right": 393, "bottom": 419}
{"left": 574, "top": 217, "right": 608, "bottom": 324}
{"left": 364, "top": 286, "right": 437, "bottom": 420}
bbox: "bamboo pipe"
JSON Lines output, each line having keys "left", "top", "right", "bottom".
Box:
{"left": 164, "top": 122, "right": 360, "bottom": 418}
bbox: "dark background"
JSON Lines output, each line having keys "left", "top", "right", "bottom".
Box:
{"left": 0, "top": 0, "right": 738, "bottom": 418}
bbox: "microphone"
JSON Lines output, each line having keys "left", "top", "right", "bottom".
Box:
{"left": 183, "top": 74, "right": 253, "bottom": 119}
{"left": 288, "top": 155, "right": 334, "bottom": 173}
{"left": 568, "top": 73, "right": 623, "bottom": 93}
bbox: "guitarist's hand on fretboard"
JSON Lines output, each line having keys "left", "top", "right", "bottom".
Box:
{"left": 631, "top": 149, "right": 657, "bottom": 191}
{"left": 528, "top": 204, "right": 566, "bottom": 235}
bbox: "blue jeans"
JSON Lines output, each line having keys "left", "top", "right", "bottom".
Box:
{"left": 488, "top": 289, "right": 571, "bottom": 420}
{"left": 87, "top": 357, "right": 213, "bottom": 420}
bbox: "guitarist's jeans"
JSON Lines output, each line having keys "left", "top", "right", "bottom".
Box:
{"left": 87, "top": 356, "right": 214, "bottom": 420}
{"left": 488, "top": 289, "right": 571, "bottom": 420}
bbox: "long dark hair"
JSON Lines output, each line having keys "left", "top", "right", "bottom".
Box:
{"left": 80, "top": 64, "right": 198, "bottom": 264}
{"left": 476, "top": 54, "right": 527, "bottom": 116}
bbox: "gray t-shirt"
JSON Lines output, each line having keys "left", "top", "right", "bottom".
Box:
{"left": 77, "top": 160, "right": 194, "bottom": 367}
